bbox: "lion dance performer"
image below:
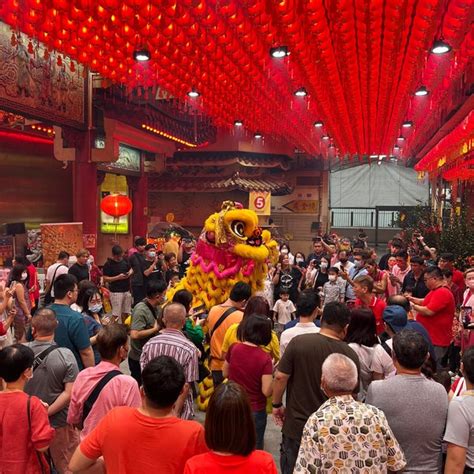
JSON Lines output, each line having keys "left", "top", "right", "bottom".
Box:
{"left": 168, "top": 200, "right": 278, "bottom": 410}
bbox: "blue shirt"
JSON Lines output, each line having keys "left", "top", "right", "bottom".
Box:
{"left": 49, "top": 303, "right": 91, "bottom": 369}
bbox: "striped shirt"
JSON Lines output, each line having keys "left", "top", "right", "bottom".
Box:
{"left": 140, "top": 328, "right": 199, "bottom": 420}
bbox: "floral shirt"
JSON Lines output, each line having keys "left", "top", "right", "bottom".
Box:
{"left": 294, "top": 395, "right": 406, "bottom": 473}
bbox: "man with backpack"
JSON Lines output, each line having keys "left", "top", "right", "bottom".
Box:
{"left": 24, "top": 308, "right": 80, "bottom": 472}
{"left": 67, "top": 324, "right": 141, "bottom": 440}
{"left": 205, "top": 282, "right": 251, "bottom": 387}
{"left": 43, "top": 251, "right": 70, "bottom": 305}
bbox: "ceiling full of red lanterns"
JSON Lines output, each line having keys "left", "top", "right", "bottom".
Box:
{"left": 1, "top": 0, "right": 473, "bottom": 159}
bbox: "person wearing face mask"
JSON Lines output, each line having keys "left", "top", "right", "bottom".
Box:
{"left": 24, "top": 308, "right": 80, "bottom": 472}
{"left": 280, "top": 244, "right": 295, "bottom": 265}
{"left": 340, "top": 251, "right": 369, "bottom": 303}
{"left": 129, "top": 280, "right": 168, "bottom": 386}
{"left": 143, "top": 244, "right": 165, "bottom": 287}
{"left": 294, "top": 252, "right": 306, "bottom": 268}
{"left": 0, "top": 344, "right": 55, "bottom": 473}
{"left": 334, "top": 250, "right": 354, "bottom": 273}
{"left": 103, "top": 245, "right": 133, "bottom": 325}
{"left": 9, "top": 263, "right": 32, "bottom": 342}
{"left": 322, "top": 267, "right": 345, "bottom": 306}
{"left": 77, "top": 287, "right": 104, "bottom": 364}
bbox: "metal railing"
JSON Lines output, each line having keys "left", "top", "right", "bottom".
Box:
{"left": 330, "top": 208, "right": 400, "bottom": 229}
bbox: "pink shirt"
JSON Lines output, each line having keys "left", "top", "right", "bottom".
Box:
{"left": 392, "top": 264, "right": 411, "bottom": 285}
{"left": 67, "top": 361, "right": 141, "bottom": 439}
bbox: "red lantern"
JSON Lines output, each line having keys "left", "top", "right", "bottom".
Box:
{"left": 100, "top": 194, "right": 133, "bottom": 218}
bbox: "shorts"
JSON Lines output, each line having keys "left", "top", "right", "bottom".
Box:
{"left": 109, "top": 291, "right": 132, "bottom": 318}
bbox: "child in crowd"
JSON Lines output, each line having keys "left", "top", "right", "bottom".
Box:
{"left": 167, "top": 272, "right": 181, "bottom": 290}
{"left": 322, "top": 267, "right": 345, "bottom": 306}
{"left": 272, "top": 290, "right": 296, "bottom": 335}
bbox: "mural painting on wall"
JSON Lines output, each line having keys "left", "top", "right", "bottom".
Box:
{"left": 0, "top": 22, "right": 85, "bottom": 127}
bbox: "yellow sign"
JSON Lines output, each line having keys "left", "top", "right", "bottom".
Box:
{"left": 100, "top": 174, "right": 130, "bottom": 234}
{"left": 249, "top": 191, "right": 271, "bottom": 215}
{"left": 283, "top": 200, "right": 318, "bottom": 213}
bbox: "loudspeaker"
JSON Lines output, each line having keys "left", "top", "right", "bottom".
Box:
{"left": 6, "top": 223, "right": 26, "bottom": 235}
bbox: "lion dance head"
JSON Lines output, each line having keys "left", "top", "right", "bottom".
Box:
{"left": 169, "top": 201, "right": 278, "bottom": 309}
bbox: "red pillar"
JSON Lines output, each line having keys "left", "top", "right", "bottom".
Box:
{"left": 72, "top": 129, "right": 98, "bottom": 255}
{"left": 128, "top": 174, "right": 148, "bottom": 239}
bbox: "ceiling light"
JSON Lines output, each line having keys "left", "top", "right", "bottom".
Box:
{"left": 394, "top": 145, "right": 400, "bottom": 150}
{"left": 398, "top": 136, "right": 405, "bottom": 141}
{"left": 431, "top": 39, "right": 452, "bottom": 55}
{"left": 270, "top": 46, "right": 289, "bottom": 58}
{"left": 133, "top": 49, "right": 151, "bottom": 61}
{"left": 314, "top": 121, "right": 323, "bottom": 128}
{"left": 234, "top": 120, "right": 243, "bottom": 127}
{"left": 402, "top": 121, "right": 413, "bottom": 128}
{"left": 187, "top": 89, "right": 200, "bottom": 98}
{"left": 415, "top": 86, "right": 429, "bottom": 96}
{"left": 322, "top": 135, "right": 330, "bottom": 140}
{"left": 254, "top": 132, "right": 262, "bottom": 139}
{"left": 294, "top": 87, "right": 308, "bottom": 97}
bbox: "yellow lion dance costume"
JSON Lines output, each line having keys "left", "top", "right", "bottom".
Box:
{"left": 169, "top": 201, "right": 278, "bottom": 410}
{"left": 171, "top": 200, "right": 278, "bottom": 309}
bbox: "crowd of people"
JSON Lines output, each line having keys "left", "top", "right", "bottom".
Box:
{"left": 0, "top": 229, "right": 473, "bottom": 473}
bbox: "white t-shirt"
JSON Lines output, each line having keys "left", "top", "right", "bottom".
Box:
{"left": 273, "top": 299, "right": 296, "bottom": 325}
{"left": 280, "top": 322, "right": 320, "bottom": 357}
{"left": 349, "top": 343, "right": 395, "bottom": 400}
{"left": 46, "top": 262, "right": 69, "bottom": 297}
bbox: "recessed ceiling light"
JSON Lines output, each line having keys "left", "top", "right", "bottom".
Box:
{"left": 314, "top": 121, "right": 323, "bottom": 128}
{"left": 322, "top": 135, "right": 330, "bottom": 140}
{"left": 402, "top": 121, "right": 413, "bottom": 128}
{"left": 187, "top": 89, "right": 200, "bottom": 98}
{"left": 294, "top": 87, "right": 308, "bottom": 97}
{"left": 234, "top": 120, "right": 243, "bottom": 127}
{"left": 254, "top": 132, "right": 262, "bottom": 139}
{"left": 270, "top": 46, "right": 289, "bottom": 58}
{"left": 431, "top": 39, "right": 452, "bottom": 55}
{"left": 398, "top": 136, "right": 405, "bottom": 141}
{"left": 133, "top": 49, "right": 151, "bottom": 61}
{"left": 394, "top": 145, "right": 400, "bottom": 150}
{"left": 415, "top": 86, "right": 429, "bottom": 96}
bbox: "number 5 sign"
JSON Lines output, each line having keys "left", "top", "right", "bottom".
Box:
{"left": 249, "top": 191, "right": 271, "bottom": 215}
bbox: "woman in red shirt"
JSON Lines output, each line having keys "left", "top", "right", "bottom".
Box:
{"left": 0, "top": 344, "right": 55, "bottom": 473}
{"left": 223, "top": 315, "right": 273, "bottom": 449}
{"left": 184, "top": 382, "right": 277, "bottom": 474}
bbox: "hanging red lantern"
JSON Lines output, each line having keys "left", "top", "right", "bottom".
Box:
{"left": 100, "top": 194, "right": 133, "bottom": 218}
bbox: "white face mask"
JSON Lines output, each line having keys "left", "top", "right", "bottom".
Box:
{"left": 328, "top": 274, "right": 337, "bottom": 281}
{"left": 296, "top": 258, "right": 304, "bottom": 264}
{"left": 21, "top": 272, "right": 28, "bottom": 281}
{"left": 281, "top": 248, "right": 289, "bottom": 255}
{"left": 320, "top": 262, "right": 328, "bottom": 270}
{"left": 89, "top": 303, "right": 103, "bottom": 313}
{"left": 148, "top": 251, "right": 156, "bottom": 259}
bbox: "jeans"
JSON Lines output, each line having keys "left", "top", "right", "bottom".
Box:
{"left": 280, "top": 434, "right": 301, "bottom": 474}
{"left": 254, "top": 410, "right": 267, "bottom": 450}
{"left": 128, "top": 356, "right": 142, "bottom": 386}
{"left": 211, "top": 370, "right": 224, "bottom": 387}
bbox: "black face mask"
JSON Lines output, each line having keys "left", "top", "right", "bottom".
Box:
{"left": 339, "top": 259, "right": 348, "bottom": 264}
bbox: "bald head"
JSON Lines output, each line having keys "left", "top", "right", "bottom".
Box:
{"left": 32, "top": 308, "right": 58, "bottom": 337}
{"left": 163, "top": 303, "right": 187, "bottom": 329}
{"left": 321, "top": 353, "right": 358, "bottom": 394}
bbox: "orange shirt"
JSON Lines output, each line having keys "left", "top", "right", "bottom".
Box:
{"left": 207, "top": 305, "right": 243, "bottom": 370}
{"left": 80, "top": 407, "right": 208, "bottom": 474}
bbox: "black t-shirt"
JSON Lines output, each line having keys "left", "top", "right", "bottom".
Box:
{"left": 278, "top": 333, "right": 360, "bottom": 441}
{"left": 275, "top": 267, "right": 301, "bottom": 303}
{"left": 402, "top": 270, "right": 429, "bottom": 298}
{"left": 68, "top": 263, "right": 89, "bottom": 283}
{"left": 179, "top": 251, "right": 192, "bottom": 278}
{"left": 144, "top": 260, "right": 165, "bottom": 287}
{"left": 103, "top": 258, "right": 131, "bottom": 293}
{"left": 129, "top": 253, "right": 147, "bottom": 286}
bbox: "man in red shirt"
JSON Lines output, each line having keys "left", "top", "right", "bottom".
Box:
{"left": 353, "top": 275, "right": 386, "bottom": 335}
{"left": 69, "top": 355, "right": 207, "bottom": 473}
{"left": 409, "top": 266, "right": 455, "bottom": 368}
{"left": 439, "top": 253, "right": 465, "bottom": 292}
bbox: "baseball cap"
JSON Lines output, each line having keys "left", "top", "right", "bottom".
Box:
{"left": 382, "top": 305, "right": 408, "bottom": 333}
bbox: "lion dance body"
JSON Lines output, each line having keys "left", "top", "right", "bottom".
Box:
{"left": 168, "top": 201, "right": 278, "bottom": 410}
